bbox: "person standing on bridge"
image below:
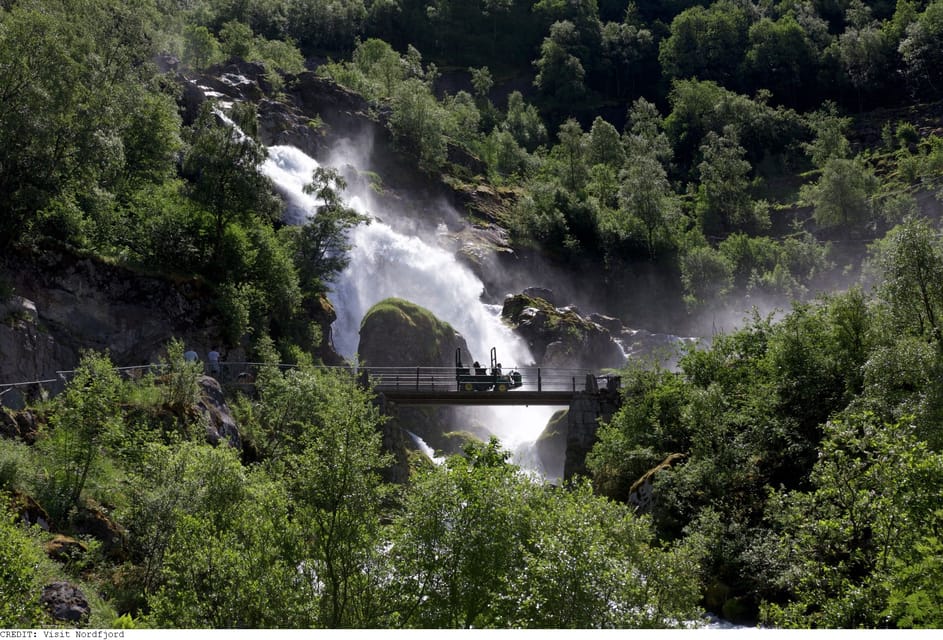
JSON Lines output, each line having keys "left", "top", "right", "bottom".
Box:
{"left": 207, "top": 346, "right": 221, "bottom": 377}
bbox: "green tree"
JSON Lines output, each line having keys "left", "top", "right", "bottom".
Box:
{"left": 279, "top": 367, "right": 392, "bottom": 627}
{"left": 145, "top": 448, "right": 304, "bottom": 627}
{"left": 37, "top": 350, "right": 125, "bottom": 523}
{"left": 389, "top": 77, "right": 448, "bottom": 172}
{"left": 555, "top": 117, "right": 589, "bottom": 192}
{"left": 182, "top": 103, "right": 281, "bottom": 267}
{"left": 600, "top": 17, "right": 655, "bottom": 98}
{"left": 586, "top": 116, "right": 625, "bottom": 168}
{"left": 899, "top": 0, "right": 943, "bottom": 97}
{"left": 870, "top": 217, "right": 943, "bottom": 345}
{"left": 469, "top": 65, "right": 493, "bottom": 98}
{"left": 804, "top": 102, "right": 853, "bottom": 167}
{"left": 694, "top": 129, "right": 764, "bottom": 236}
{"left": 832, "top": 1, "right": 892, "bottom": 110}
{"left": 503, "top": 91, "right": 548, "bottom": 152}
{"left": 533, "top": 21, "right": 588, "bottom": 107}
{"left": 0, "top": 0, "right": 164, "bottom": 249}
{"left": 762, "top": 412, "right": 943, "bottom": 628}
{"left": 658, "top": 0, "right": 752, "bottom": 89}
{"left": 612, "top": 153, "right": 677, "bottom": 259}
{"left": 281, "top": 167, "right": 368, "bottom": 301}
{"left": 680, "top": 244, "right": 734, "bottom": 307}
{"left": 386, "top": 439, "right": 533, "bottom": 628}
{"left": 743, "top": 15, "right": 818, "bottom": 107}
{"left": 800, "top": 156, "right": 877, "bottom": 229}
{"left": 182, "top": 24, "right": 223, "bottom": 70}
{"left": 502, "top": 478, "right": 704, "bottom": 628}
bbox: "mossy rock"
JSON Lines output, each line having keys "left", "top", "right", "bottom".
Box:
{"left": 359, "top": 297, "right": 473, "bottom": 366}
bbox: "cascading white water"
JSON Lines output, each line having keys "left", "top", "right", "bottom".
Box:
{"left": 262, "top": 144, "right": 559, "bottom": 474}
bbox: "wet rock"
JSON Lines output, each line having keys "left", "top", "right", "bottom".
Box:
{"left": 534, "top": 409, "right": 568, "bottom": 481}
{"left": 589, "top": 312, "right": 624, "bottom": 334}
{"left": 522, "top": 287, "right": 558, "bottom": 307}
{"left": 41, "top": 582, "right": 90, "bottom": 623}
{"left": 502, "top": 293, "right": 625, "bottom": 370}
{"left": 627, "top": 453, "right": 685, "bottom": 514}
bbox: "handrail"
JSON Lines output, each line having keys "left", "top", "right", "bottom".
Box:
{"left": 1, "top": 362, "right": 616, "bottom": 406}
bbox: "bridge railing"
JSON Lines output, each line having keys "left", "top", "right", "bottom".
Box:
{"left": 2, "top": 362, "right": 614, "bottom": 409}
{"left": 362, "top": 365, "right": 597, "bottom": 393}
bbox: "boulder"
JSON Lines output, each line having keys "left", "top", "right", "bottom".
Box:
{"left": 0, "top": 407, "right": 40, "bottom": 442}
{"left": 9, "top": 489, "right": 51, "bottom": 531}
{"left": 41, "top": 582, "right": 90, "bottom": 623}
{"left": 534, "top": 409, "right": 568, "bottom": 480}
{"left": 502, "top": 293, "right": 625, "bottom": 370}
{"left": 359, "top": 299, "right": 489, "bottom": 459}
{"left": 522, "top": 287, "right": 558, "bottom": 307}
{"left": 197, "top": 376, "right": 241, "bottom": 449}
{"left": 358, "top": 298, "right": 474, "bottom": 367}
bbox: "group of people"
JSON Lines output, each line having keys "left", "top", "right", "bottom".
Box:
{"left": 183, "top": 345, "right": 222, "bottom": 376}
{"left": 472, "top": 361, "right": 502, "bottom": 376}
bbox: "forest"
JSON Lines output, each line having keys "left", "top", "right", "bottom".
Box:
{"left": 2, "top": 0, "right": 943, "bottom": 629}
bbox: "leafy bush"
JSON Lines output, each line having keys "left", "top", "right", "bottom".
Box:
{"left": 0, "top": 438, "right": 34, "bottom": 492}
{"left": 0, "top": 499, "right": 42, "bottom": 627}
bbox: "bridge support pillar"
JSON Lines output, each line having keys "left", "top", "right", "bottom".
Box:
{"left": 562, "top": 388, "right": 621, "bottom": 482}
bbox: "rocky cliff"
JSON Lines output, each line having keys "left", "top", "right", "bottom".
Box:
{"left": 0, "top": 245, "right": 220, "bottom": 404}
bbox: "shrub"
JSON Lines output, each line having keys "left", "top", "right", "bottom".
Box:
{"left": 0, "top": 499, "right": 42, "bottom": 627}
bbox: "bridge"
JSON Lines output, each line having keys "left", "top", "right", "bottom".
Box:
{"left": 361, "top": 365, "right": 611, "bottom": 406}
{"left": 0, "top": 362, "right": 616, "bottom": 408}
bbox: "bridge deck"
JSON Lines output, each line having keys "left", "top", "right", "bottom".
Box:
{"left": 379, "top": 390, "right": 576, "bottom": 406}
{"left": 367, "top": 364, "right": 598, "bottom": 406}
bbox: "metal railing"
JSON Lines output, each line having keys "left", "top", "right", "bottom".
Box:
{"left": 360, "top": 365, "right": 597, "bottom": 393}
{"left": 1, "top": 361, "right": 618, "bottom": 408}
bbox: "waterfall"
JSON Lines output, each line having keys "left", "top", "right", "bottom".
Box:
{"left": 407, "top": 431, "right": 445, "bottom": 465}
{"left": 261, "top": 144, "right": 559, "bottom": 472}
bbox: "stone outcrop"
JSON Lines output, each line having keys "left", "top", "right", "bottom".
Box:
{"left": 0, "top": 408, "right": 40, "bottom": 443}
{"left": 358, "top": 297, "right": 474, "bottom": 367}
{"left": 0, "top": 246, "right": 221, "bottom": 400}
{"left": 534, "top": 409, "right": 568, "bottom": 480}
{"left": 358, "top": 298, "right": 489, "bottom": 459}
{"left": 44, "top": 535, "right": 88, "bottom": 563}
{"left": 9, "top": 489, "right": 51, "bottom": 531}
{"left": 72, "top": 499, "right": 128, "bottom": 562}
{"left": 41, "top": 581, "right": 90, "bottom": 623}
{"left": 502, "top": 293, "right": 625, "bottom": 370}
{"left": 198, "top": 376, "right": 241, "bottom": 449}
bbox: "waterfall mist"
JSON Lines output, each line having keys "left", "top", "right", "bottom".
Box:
{"left": 262, "top": 143, "right": 559, "bottom": 474}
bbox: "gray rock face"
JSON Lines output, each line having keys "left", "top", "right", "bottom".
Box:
{"left": 0, "top": 248, "right": 217, "bottom": 393}
{"left": 41, "top": 582, "right": 90, "bottom": 623}
{"left": 198, "top": 376, "right": 242, "bottom": 449}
